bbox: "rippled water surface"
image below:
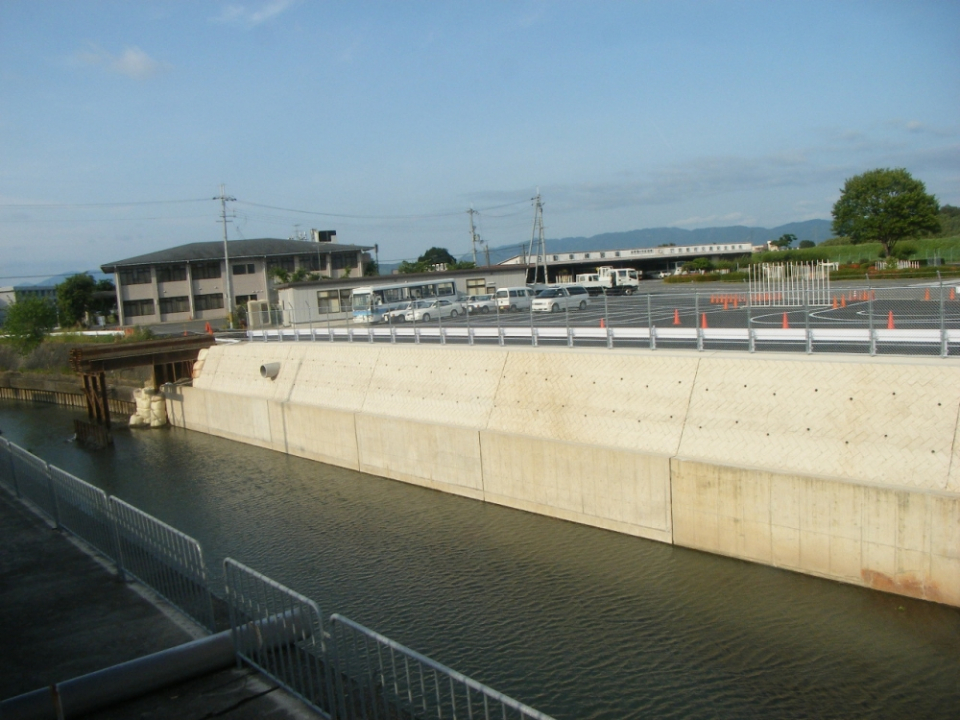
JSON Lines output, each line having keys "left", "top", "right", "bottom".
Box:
{"left": 3, "top": 401, "right": 959, "bottom": 719}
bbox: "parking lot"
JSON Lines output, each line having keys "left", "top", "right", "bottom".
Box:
{"left": 250, "top": 279, "right": 960, "bottom": 357}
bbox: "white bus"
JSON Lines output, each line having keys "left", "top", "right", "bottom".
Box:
{"left": 351, "top": 278, "right": 460, "bottom": 323}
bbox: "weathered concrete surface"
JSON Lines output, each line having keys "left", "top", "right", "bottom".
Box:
{"left": 0, "top": 490, "right": 315, "bottom": 719}
{"left": 171, "top": 342, "right": 960, "bottom": 606}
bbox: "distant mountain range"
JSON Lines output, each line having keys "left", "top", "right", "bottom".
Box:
{"left": 469, "top": 219, "right": 833, "bottom": 266}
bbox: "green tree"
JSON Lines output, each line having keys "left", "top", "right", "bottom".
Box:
{"left": 56, "top": 273, "right": 97, "bottom": 326}
{"left": 937, "top": 204, "right": 960, "bottom": 237}
{"left": 798, "top": 240, "right": 816, "bottom": 249}
{"left": 418, "top": 247, "right": 457, "bottom": 267}
{"left": 832, "top": 168, "right": 940, "bottom": 257}
{"left": 363, "top": 260, "right": 379, "bottom": 277}
{"left": 771, "top": 233, "right": 797, "bottom": 249}
{"left": 2, "top": 297, "right": 58, "bottom": 354}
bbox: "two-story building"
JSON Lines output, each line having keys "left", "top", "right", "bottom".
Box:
{"left": 101, "top": 235, "right": 372, "bottom": 326}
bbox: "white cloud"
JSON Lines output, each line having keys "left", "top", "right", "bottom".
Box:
{"left": 214, "top": 0, "right": 298, "bottom": 26}
{"left": 77, "top": 44, "right": 169, "bottom": 80}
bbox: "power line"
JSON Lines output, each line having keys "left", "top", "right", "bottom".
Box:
{"left": 0, "top": 198, "right": 210, "bottom": 209}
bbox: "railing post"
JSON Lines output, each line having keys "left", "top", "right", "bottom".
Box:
{"left": 566, "top": 307, "right": 572, "bottom": 347}
{"left": 939, "top": 271, "right": 947, "bottom": 357}
{"left": 647, "top": 294, "right": 654, "bottom": 350}
{"left": 44, "top": 461, "right": 61, "bottom": 530}
{"left": 747, "top": 289, "right": 755, "bottom": 353}
{"left": 804, "top": 291, "right": 812, "bottom": 354}
{"left": 867, "top": 275, "right": 876, "bottom": 356}
{"left": 695, "top": 291, "right": 703, "bottom": 351}
{"left": 529, "top": 300, "right": 535, "bottom": 348}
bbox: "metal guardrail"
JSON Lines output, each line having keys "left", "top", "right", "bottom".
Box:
{"left": 111, "top": 496, "right": 216, "bottom": 631}
{"left": 328, "top": 614, "right": 554, "bottom": 720}
{"left": 224, "top": 559, "right": 335, "bottom": 717}
{"left": 0, "top": 439, "right": 556, "bottom": 719}
{"left": 248, "top": 281, "right": 960, "bottom": 357}
{"left": 48, "top": 465, "right": 119, "bottom": 568}
{"left": 9, "top": 443, "right": 58, "bottom": 524}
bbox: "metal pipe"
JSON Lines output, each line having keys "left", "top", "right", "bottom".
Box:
{"left": 1, "top": 611, "right": 305, "bottom": 720}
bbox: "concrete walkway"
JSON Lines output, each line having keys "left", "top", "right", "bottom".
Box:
{"left": 0, "top": 490, "right": 317, "bottom": 719}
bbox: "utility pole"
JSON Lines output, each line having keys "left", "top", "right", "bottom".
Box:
{"left": 214, "top": 185, "right": 236, "bottom": 329}
{"left": 527, "top": 190, "right": 547, "bottom": 284}
{"left": 467, "top": 207, "right": 480, "bottom": 265}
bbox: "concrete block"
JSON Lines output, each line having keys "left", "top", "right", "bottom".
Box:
{"left": 771, "top": 525, "right": 800, "bottom": 569}
{"left": 862, "top": 541, "right": 897, "bottom": 580}
{"left": 282, "top": 403, "right": 359, "bottom": 471}
{"left": 896, "top": 492, "right": 931, "bottom": 553}
{"left": 930, "top": 495, "right": 960, "bottom": 560}
{"left": 769, "top": 474, "right": 801, "bottom": 529}
{"left": 862, "top": 487, "right": 899, "bottom": 547}
{"left": 740, "top": 519, "right": 772, "bottom": 563}
{"left": 828, "top": 535, "right": 862, "bottom": 580}
{"left": 929, "top": 554, "right": 960, "bottom": 606}
{"left": 799, "top": 530, "right": 831, "bottom": 576}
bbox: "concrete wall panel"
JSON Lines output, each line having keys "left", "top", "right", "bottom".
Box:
{"left": 363, "top": 346, "right": 508, "bottom": 428}
{"left": 480, "top": 431, "right": 673, "bottom": 542}
{"left": 288, "top": 344, "right": 380, "bottom": 412}
{"left": 355, "top": 414, "right": 484, "bottom": 499}
{"left": 487, "top": 350, "right": 697, "bottom": 455}
{"left": 679, "top": 355, "right": 960, "bottom": 492}
{"left": 193, "top": 344, "right": 301, "bottom": 404}
{"left": 672, "top": 458, "right": 960, "bottom": 606}
{"left": 282, "top": 402, "right": 360, "bottom": 471}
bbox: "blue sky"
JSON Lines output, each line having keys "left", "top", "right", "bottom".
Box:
{"left": 1, "top": 1, "right": 957, "bottom": 280}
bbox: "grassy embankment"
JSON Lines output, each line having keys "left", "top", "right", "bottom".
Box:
{"left": 0, "top": 328, "right": 155, "bottom": 382}
{"left": 665, "top": 235, "right": 960, "bottom": 284}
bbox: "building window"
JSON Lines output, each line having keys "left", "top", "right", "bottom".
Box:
{"left": 123, "top": 299, "right": 155, "bottom": 317}
{"left": 119, "top": 267, "right": 152, "bottom": 286}
{"left": 568, "top": 254, "right": 574, "bottom": 260}
{"left": 331, "top": 253, "right": 355, "bottom": 272}
{"left": 158, "top": 296, "right": 190, "bottom": 314}
{"left": 317, "top": 289, "right": 351, "bottom": 314}
{"left": 584, "top": 253, "right": 591, "bottom": 259}
{"left": 156, "top": 265, "right": 187, "bottom": 283}
{"left": 615, "top": 251, "right": 621, "bottom": 257}
{"left": 600, "top": 252, "right": 606, "bottom": 258}
{"left": 192, "top": 262, "right": 221, "bottom": 280}
{"left": 232, "top": 263, "right": 255, "bottom": 275}
{"left": 466, "top": 278, "right": 486, "bottom": 293}
{"left": 235, "top": 294, "right": 258, "bottom": 307}
{"left": 298, "top": 255, "right": 320, "bottom": 272}
{"left": 194, "top": 293, "right": 224, "bottom": 311}
{"left": 267, "top": 257, "right": 296, "bottom": 273}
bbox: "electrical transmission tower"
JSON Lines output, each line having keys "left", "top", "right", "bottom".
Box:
{"left": 527, "top": 190, "right": 548, "bottom": 284}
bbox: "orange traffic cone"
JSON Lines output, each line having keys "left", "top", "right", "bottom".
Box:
{"left": 600, "top": 318, "right": 606, "bottom": 328}
{"left": 205, "top": 321, "right": 213, "bottom": 334}
{"left": 950, "top": 288, "right": 956, "bottom": 301}
{"left": 841, "top": 296, "right": 847, "bottom": 308}
{"left": 673, "top": 309, "right": 681, "bottom": 326}
{"left": 782, "top": 313, "right": 790, "bottom": 329}
{"left": 832, "top": 296, "right": 838, "bottom": 309}
{"left": 723, "top": 299, "right": 729, "bottom": 310}
{"left": 701, "top": 313, "right": 708, "bottom": 329}
{"left": 887, "top": 311, "right": 895, "bottom": 330}
{"left": 924, "top": 288, "right": 931, "bottom": 301}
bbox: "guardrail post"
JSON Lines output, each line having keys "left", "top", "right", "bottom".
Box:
{"left": 44, "top": 461, "right": 62, "bottom": 530}
{"left": 566, "top": 307, "right": 572, "bottom": 347}
{"left": 647, "top": 294, "right": 654, "bottom": 350}
{"left": 867, "top": 275, "right": 876, "bottom": 356}
{"left": 939, "top": 272, "right": 948, "bottom": 357}
{"left": 695, "top": 291, "right": 703, "bottom": 351}
{"left": 804, "top": 292, "right": 812, "bottom": 354}
{"left": 529, "top": 301, "right": 535, "bottom": 347}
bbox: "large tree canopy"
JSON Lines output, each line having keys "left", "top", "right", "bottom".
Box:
{"left": 56, "top": 273, "right": 97, "bottom": 326}
{"left": 831, "top": 168, "right": 940, "bottom": 256}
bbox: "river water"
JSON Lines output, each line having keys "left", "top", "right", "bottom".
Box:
{"left": 2, "top": 400, "right": 958, "bottom": 719}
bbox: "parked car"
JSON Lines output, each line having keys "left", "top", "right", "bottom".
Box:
{"left": 532, "top": 285, "right": 590, "bottom": 312}
{"left": 404, "top": 298, "right": 464, "bottom": 322}
{"left": 465, "top": 294, "right": 497, "bottom": 314}
{"left": 381, "top": 302, "right": 412, "bottom": 323}
{"left": 495, "top": 287, "right": 535, "bottom": 312}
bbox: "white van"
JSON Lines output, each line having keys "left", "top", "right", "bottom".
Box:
{"left": 495, "top": 287, "right": 535, "bottom": 312}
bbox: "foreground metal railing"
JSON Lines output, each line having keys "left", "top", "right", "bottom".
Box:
{"left": 328, "top": 614, "right": 553, "bottom": 720}
{"left": 0, "top": 439, "right": 555, "bottom": 720}
{"left": 248, "top": 280, "right": 960, "bottom": 357}
{"left": 111, "top": 496, "right": 216, "bottom": 631}
{"left": 224, "top": 558, "right": 335, "bottom": 717}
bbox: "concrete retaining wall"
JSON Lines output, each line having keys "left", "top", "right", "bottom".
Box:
{"left": 165, "top": 343, "right": 960, "bottom": 606}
